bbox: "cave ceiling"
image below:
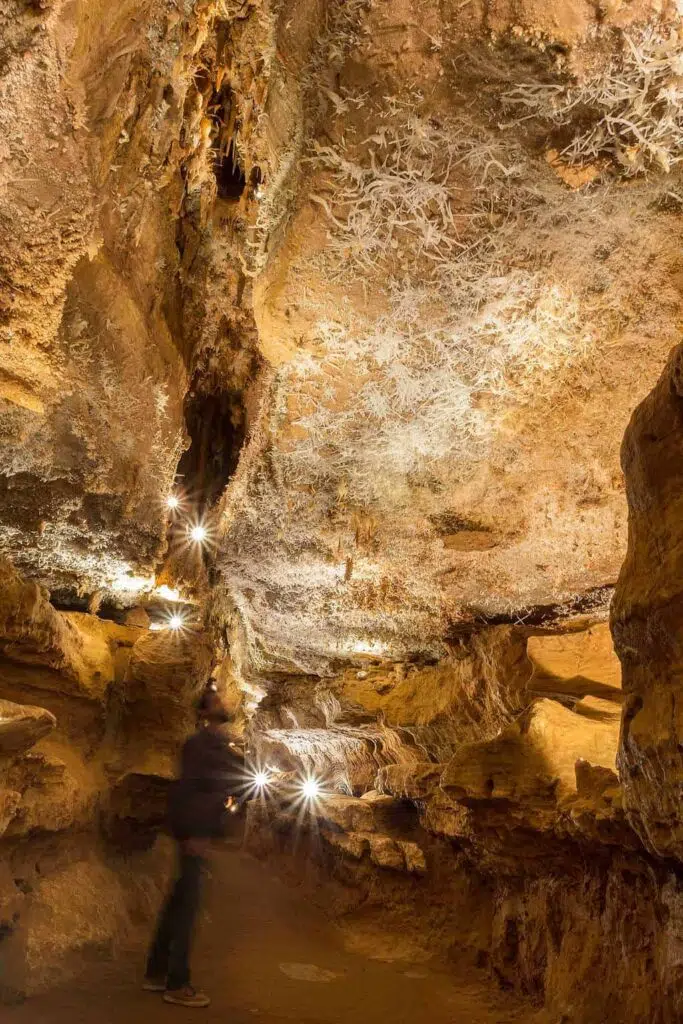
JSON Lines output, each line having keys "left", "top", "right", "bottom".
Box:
{"left": 1, "top": 0, "right": 682, "bottom": 677}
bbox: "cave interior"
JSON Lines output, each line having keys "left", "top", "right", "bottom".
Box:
{"left": 3, "top": 1, "right": 683, "bottom": 1021}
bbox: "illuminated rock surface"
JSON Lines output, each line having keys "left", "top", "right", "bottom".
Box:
{"left": 4, "top": 1, "right": 683, "bottom": 1021}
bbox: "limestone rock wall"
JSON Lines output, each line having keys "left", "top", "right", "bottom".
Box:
{"left": 240, "top": 328, "right": 683, "bottom": 1023}
{"left": 0, "top": 559, "right": 213, "bottom": 1001}
{"left": 612, "top": 342, "right": 683, "bottom": 861}
{"left": 249, "top": 626, "right": 530, "bottom": 794}
{"left": 245, "top": 612, "right": 683, "bottom": 1023}
{"left": 5, "top": 1, "right": 683, "bottom": 1020}
{"left": 1, "top": 0, "right": 191, "bottom": 592}
{"left": 247, "top": 790, "right": 683, "bottom": 1024}
{"left": 0, "top": 0, "right": 266, "bottom": 600}
{"left": 214, "top": 0, "right": 682, "bottom": 676}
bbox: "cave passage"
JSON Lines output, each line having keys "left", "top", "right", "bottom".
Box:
{"left": 8, "top": 850, "right": 531, "bottom": 1024}
{"left": 6, "top": 0, "right": 683, "bottom": 1019}
{"left": 176, "top": 378, "right": 248, "bottom": 512}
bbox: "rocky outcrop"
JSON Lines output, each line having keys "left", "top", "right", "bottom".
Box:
{"left": 0, "top": 560, "right": 219, "bottom": 1000}
{"left": 612, "top": 342, "right": 683, "bottom": 861}
{"left": 249, "top": 627, "right": 532, "bottom": 796}
{"left": 247, "top": 613, "right": 683, "bottom": 1022}
{"left": 246, "top": 789, "right": 431, "bottom": 897}
{"left": 0, "top": 700, "right": 55, "bottom": 757}
{"left": 0, "top": 561, "right": 94, "bottom": 692}
{"left": 337, "top": 627, "right": 531, "bottom": 757}
{"left": 527, "top": 623, "right": 623, "bottom": 709}
{"left": 214, "top": 0, "right": 679, "bottom": 677}
{"left": 443, "top": 696, "right": 620, "bottom": 805}
{"left": 6, "top": 1, "right": 683, "bottom": 1021}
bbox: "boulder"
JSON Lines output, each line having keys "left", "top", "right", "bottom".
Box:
{"left": 0, "top": 562, "right": 135, "bottom": 701}
{"left": 318, "top": 795, "right": 376, "bottom": 833}
{"left": 368, "top": 835, "right": 405, "bottom": 871}
{"left": 0, "top": 699, "right": 56, "bottom": 756}
{"left": 323, "top": 830, "right": 370, "bottom": 860}
{"left": 3, "top": 746, "right": 95, "bottom": 837}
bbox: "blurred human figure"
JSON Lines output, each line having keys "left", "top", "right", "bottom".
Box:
{"left": 143, "top": 684, "right": 242, "bottom": 1008}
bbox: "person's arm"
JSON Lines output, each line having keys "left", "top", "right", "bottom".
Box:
{"left": 205, "top": 735, "right": 246, "bottom": 819}
{"left": 201, "top": 732, "right": 245, "bottom": 792}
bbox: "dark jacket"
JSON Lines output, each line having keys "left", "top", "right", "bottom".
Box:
{"left": 167, "top": 727, "right": 244, "bottom": 840}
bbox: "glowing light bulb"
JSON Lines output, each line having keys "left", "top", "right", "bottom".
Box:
{"left": 302, "top": 778, "right": 320, "bottom": 800}
{"left": 189, "top": 524, "right": 207, "bottom": 543}
{"left": 169, "top": 614, "right": 184, "bottom": 630}
{"left": 166, "top": 495, "right": 180, "bottom": 509}
{"left": 253, "top": 771, "right": 270, "bottom": 789}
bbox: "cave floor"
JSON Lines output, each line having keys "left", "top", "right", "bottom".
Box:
{"left": 9, "top": 850, "right": 532, "bottom": 1024}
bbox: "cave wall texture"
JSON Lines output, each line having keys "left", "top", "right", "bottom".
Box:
{"left": 5, "top": 0, "right": 683, "bottom": 1020}
{"left": 4, "top": 0, "right": 683, "bottom": 662}
{"left": 0, "top": 557, "right": 217, "bottom": 1000}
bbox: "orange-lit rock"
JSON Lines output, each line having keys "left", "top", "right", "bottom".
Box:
{"left": 613, "top": 341, "right": 683, "bottom": 860}
{"left": 5, "top": 0, "right": 683, "bottom": 1019}
{"left": 0, "top": 562, "right": 207, "bottom": 998}
{"left": 527, "top": 622, "right": 622, "bottom": 698}
{"left": 0, "top": 699, "right": 56, "bottom": 756}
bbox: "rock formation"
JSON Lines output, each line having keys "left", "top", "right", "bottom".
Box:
{"left": 4, "top": 0, "right": 683, "bottom": 1020}
{"left": 0, "top": 557, "right": 210, "bottom": 999}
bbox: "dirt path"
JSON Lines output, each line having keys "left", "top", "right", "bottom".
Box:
{"left": 9, "top": 851, "right": 534, "bottom": 1024}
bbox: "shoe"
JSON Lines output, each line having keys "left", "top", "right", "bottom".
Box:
{"left": 142, "top": 976, "right": 167, "bottom": 992}
{"left": 163, "top": 986, "right": 211, "bottom": 1008}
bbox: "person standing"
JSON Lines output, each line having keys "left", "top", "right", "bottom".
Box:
{"left": 143, "top": 684, "right": 243, "bottom": 1008}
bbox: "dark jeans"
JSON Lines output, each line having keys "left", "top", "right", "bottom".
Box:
{"left": 146, "top": 849, "right": 205, "bottom": 990}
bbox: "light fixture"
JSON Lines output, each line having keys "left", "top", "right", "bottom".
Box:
{"left": 253, "top": 770, "right": 271, "bottom": 789}
{"left": 149, "top": 611, "right": 188, "bottom": 632}
{"left": 189, "top": 524, "right": 207, "bottom": 543}
{"left": 166, "top": 495, "right": 180, "bottom": 509}
{"left": 301, "top": 778, "right": 321, "bottom": 800}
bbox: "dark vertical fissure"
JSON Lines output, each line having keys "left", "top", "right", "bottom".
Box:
{"left": 176, "top": 376, "right": 248, "bottom": 513}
